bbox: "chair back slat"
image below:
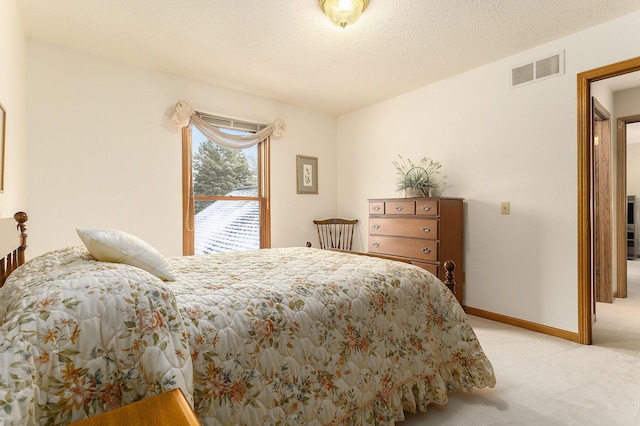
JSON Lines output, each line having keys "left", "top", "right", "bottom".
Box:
{"left": 313, "top": 218, "right": 358, "bottom": 251}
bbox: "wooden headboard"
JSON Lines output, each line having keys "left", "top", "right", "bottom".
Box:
{"left": 0, "top": 212, "right": 28, "bottom": 287}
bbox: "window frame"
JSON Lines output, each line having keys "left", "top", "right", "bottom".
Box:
{"left": 182, "top": 125, "right": 271, "bottom": 255}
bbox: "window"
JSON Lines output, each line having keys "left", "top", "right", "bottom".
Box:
{"left": 182, "top": 115, "right": 271, "bottom": 255}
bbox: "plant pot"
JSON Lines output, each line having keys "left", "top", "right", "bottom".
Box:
{"left": 404, "top": 188, "right": 423, "bottom": 198}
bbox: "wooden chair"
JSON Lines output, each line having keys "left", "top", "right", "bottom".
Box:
{"left": 313, "top": 218, "right": 358, "bottom": 251}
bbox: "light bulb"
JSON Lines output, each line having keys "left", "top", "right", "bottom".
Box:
{"left": 319, "top": 0, "right": 369, "bottom": 28}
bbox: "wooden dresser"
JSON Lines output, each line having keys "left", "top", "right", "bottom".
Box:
{"left": 368, "top": 197, "right": 464, "bottom": 303}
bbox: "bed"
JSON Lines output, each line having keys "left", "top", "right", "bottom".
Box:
{"left": 0, "top": 212, "right": 495, "bottom": 425}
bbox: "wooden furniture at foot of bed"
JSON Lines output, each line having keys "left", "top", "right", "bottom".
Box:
{"left": 305, "top": 241, "right": 457, "bottom": 295}
{"left": 69, "top": 389, "right": 199, "bottom": 426}
{"left": 0, "top": 211, "right": 28, "bottom": 287}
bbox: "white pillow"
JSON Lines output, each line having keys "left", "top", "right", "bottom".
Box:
{"left": 77, "top": 228, "right": 176, "bottom": 281}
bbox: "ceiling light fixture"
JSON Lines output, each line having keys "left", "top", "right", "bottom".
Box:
{"left": 318, "top": 0, "right": 369, "bottom": 28}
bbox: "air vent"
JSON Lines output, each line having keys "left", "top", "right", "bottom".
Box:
{"left": 512, "top": 63, "right": 534, "bottom": 86}
{"left": 510, "top": 51, "right": 564, "bottom": 88}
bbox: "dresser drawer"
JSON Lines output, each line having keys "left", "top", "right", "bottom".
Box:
{"left": 369, "top": 202, "right": 384, "bottom": 215}
{"left": 368, "top": 235, "right": 438, "bottom": 262}
{"left": 416, "top": 200, "right": 439, "bottom": 215}
{"left": 384, "top": 200, "right": 415, "bottom": 215}
{"left": 369, "top": 217, "right": 438, "bottom": 239}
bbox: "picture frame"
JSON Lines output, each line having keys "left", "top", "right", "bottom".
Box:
{"left": 296, "top": 155, "right": 318, "bottom": 194}
{"left": 0, "top": 102, "right": 5, "bottom": 192}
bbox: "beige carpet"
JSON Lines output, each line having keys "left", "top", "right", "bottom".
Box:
{"left": 592, "top": 260, "right": 640, "bottom": 355}
{"left": 400, "top": 260, "right": 640, "bottom": 426}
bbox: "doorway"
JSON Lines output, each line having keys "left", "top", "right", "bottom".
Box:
{"left": 578, "top": 56, "right": 640, "bottom": 344}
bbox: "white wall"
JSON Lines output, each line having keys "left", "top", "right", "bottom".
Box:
{"left": 337, "top": 11, "right": 640, "bottom": 332}
{"left": 0, "top": 0, "right": 27, "bottom": 217}
{"left": 26, "top": 42, "right": 338, "bottom": 257}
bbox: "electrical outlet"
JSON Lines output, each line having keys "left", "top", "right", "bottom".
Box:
{"left": 501, "top": 202, "right": 510, "bottom": 215}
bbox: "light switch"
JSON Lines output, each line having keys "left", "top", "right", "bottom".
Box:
{"left": 501, "top": 202, "right": 510, "bottom": 215}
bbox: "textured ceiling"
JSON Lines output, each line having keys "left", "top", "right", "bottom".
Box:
{"left": 15, "top": 0, "right": 640, "bottom": 116}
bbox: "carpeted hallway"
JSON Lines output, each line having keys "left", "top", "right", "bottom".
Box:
{"left": 592, "top": 260, "right": 640, "bottom": 354}
{"left": 400, "top": 260, "right": 640, "bottom": 425}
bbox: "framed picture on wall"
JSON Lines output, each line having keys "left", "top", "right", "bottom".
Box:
{"left": 296, "top": 155, "right": 318, "bottom": 194}
{"left": 0, "top": 102, "right": 6, "bottom": 192}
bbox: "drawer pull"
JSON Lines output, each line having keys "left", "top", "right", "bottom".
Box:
{"left": 396, "top": 205, "right": 404, "bottom": 211}
{"left": 373, "top": 242, "right": 380, "bottom": 248}
{"left": 373, "top": 224, "right": 380, "bottom": 229}
{"left": 422, "top": 205, "right": 432, "bottom": 211}
{"left": 421, "top": 247, "right": 431, "bottom": 254}
{"left": 422, "top": 227, "right": 431, "bottom": 233}
{"left": 373, "top": 206, "right": 380, "bottom": 212}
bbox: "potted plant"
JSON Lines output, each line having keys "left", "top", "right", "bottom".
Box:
{"left": 392, "top": 155, "right": 442, "bottom": 198}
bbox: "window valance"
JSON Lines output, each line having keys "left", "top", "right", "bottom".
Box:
{"left": 169, "top": 100, "right": 286, "bottom": 149}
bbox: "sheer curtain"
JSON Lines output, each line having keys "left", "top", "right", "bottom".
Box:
{"left": 169, "top": 100, "right": 286, "bottom": 148}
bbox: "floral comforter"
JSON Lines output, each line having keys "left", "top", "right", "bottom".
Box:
{"left": 0, "top": 246, "right": 495, "bottom": 425}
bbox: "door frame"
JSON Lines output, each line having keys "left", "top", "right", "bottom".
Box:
{"left": 578, "top": 56, "right": 640, "bottom": 344}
